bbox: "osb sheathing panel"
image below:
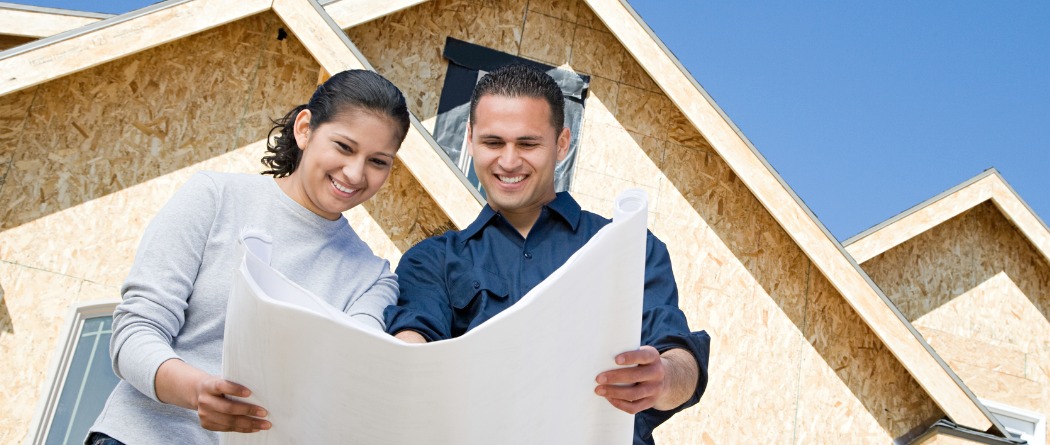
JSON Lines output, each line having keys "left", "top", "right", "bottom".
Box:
{"left": 0, "top": 262, "right": 115, "bottom": 444}
{"left": 0, "top": 87, "right": 35, "bottom": 188}
{"left": 866, "top": 202, "right": 1050, "bottom": 351}
{"left": 361, "top": 160, "right": 457, "bottom": 255}
{"left": 341, "top": 0, "right": 948, "bottom": 440}
{"left": 919, "top": 326, "right": 1027, "bottom": 379}
{"left": 863, "top": 201, "right": 1050, "bottom": 443}
{"left": 0, "top": 13, "right": 275, "bottom": 232}
{"left": 794, "top": 271, "right": 941, "bottom": 442}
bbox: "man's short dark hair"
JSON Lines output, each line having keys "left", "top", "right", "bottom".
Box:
{"left": 469, "top": 64, "right": 565, "bottom": 131}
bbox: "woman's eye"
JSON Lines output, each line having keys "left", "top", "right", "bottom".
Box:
{"left": 371, "top": 158, "right": 390, "bottom": 167}
{"left": 336, "top": 142, "right": 352, "bottom": 152}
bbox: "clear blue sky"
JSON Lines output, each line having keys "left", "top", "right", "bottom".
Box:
{"left": 14, "top": 0, "right": 1050, "bottom": 240}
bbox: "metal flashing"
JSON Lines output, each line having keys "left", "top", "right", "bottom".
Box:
{"left": 0, "top": 2, "right": 112, "bottom": 19}
{"left": 843, "top": 169, "right": 1000, "bottom": 247}
{"left": 910, "top": 419, "right": 1027, "bottom": 445}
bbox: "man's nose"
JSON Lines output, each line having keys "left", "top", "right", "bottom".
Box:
{"left": 498, "top": 146, "right": 522, "bottom": 171}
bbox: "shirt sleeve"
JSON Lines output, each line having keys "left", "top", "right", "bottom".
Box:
{"left": 346, "top": 259, "right": 399, "bottom": 332}
{"left": 109, "top": 172, "right": 219, "bottom": 403}
{"left": 635, "top": 231, "right": 711, "bottom": 440}
{"left": 384, "top": 238, "right": 454, "bottom": 341}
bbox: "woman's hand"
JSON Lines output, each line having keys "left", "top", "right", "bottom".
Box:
{"left": 156, "top": 358, "right": 271, "bottom": 433}
{"left": 193, "top": 375, "right": 271, "bottom": 432}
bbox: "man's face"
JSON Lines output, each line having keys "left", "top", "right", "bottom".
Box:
{"left": 467, "top": 94, "right": 570, "bottom": 216}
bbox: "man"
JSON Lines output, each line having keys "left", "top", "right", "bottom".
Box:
{"left": 385, "top": 64, "right": 709, "bottom": 444}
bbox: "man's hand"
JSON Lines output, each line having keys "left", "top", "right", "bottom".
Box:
{"left": 594, "top": 346, "right": 698, "bottom": 414}
{"left": 155, "top": 359, "right": 271, "bottom": 433}
{"left": 394, "top": 330, "right": 428, "bottom": 344}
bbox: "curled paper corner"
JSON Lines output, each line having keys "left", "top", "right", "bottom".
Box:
{"left": 615, "top": 189, "right": 648, "bottom": 214}
{"left": 238, "top": 227, "right": 273, "bottom": 266}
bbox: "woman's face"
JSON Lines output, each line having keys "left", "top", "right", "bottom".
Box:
{"left": 282, "top": 108, "right": 400, "bottom": 220}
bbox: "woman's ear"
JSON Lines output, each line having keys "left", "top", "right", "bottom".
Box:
{"left": 293, "top": 109, "right": 313, "bottom": 150}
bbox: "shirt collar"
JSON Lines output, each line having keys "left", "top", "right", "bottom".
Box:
{"left": 459, "top": 191, "right": 582, "bottom": 241}
{"left": 545, "top": 191, "right": 582, "bottom": 231}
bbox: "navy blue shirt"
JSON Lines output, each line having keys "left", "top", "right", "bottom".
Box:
{"left": 385, "top": 192, "right": 710, "bottom": 444}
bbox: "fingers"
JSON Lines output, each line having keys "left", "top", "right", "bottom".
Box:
{"left": 204, "top": 379, "right": 252, "bottom": 399}
{"left": 197, "top": 378, "right": 271, "bottom": 433}
{"left": 594, "top": 346, "right": 666, "bottom": 414}
{"left": 596, "top": 379, "right": 662, "bottom": 412}
{"left": 613, "top": 345, "right": 660, "bottom": 366}
{"left": 597, "top": 362, "right": 663, "bottom": 386}
{"left": 606, "top": 394, "right": 659, "bottom": 415}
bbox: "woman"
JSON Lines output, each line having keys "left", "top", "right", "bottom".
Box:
{"left": 87, "top": 69, "right": 410, "bottom": 445}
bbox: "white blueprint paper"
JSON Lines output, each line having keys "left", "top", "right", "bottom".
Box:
{"left": 221, "top": 190, "right": 649, "bottom": 445}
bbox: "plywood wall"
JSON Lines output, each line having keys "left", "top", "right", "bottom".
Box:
{"left": 863, "top": 201, "right": 1050, "bottom": 444}
{"left": 0, "top": 10, "right": 447, "bottom": 443}
{"left": 346, "top": 0, "right": 945, "bottom": 442}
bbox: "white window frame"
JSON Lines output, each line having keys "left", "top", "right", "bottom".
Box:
{"left": 26, "top": 301, "right": 119, "bottom": 445}
{"left": 981, "top": 398, "right": 1046, "bottom": 445}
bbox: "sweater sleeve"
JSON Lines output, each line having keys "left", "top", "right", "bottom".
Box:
{"left": 110, "top": 172, "right": 219, "bottom": 402}
{"left": 346, "top": 258, "right": 399, "bottom": 332}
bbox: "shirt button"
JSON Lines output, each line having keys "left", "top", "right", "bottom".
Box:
{"left": 472, "top": 281, "right": 480, "bottom": 289}
{"left": 524, "top": 252, "right": 533, "bottom": 259}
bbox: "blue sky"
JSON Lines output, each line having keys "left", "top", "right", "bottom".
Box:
{"left": 13, "top": 0, "right": 1050, "bottom": 240}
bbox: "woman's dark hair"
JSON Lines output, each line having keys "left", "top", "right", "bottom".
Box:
{"left": 262, "top": 69, "right": 410, "bottom": 177}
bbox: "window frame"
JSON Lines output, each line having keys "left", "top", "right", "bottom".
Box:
{"left": 27, "top": 301, "right": 119, "bottom": 445}
{"left": 980, "top": 398, "right": 1046, "bottom": 445}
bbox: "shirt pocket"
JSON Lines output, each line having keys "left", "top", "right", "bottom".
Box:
{"left": 450, "top": 268, "right": 510, "bottom": 310}
{"left": 449, "top": 268, "right": 510, "bottom": 335}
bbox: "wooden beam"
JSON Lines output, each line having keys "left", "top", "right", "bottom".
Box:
{"left": 0, "top": 0, "right": 272, "bottom": 96}
{"left": 582, "top": 0, "right": 996, "bottom": 432}
{"left": 323, "top": 0, "right": 428, "bottom": 29}
{"left": 273, "top": 0, "right": 482, "bottom": 230}
{"left": 317, "top": 66, "right": 331, "bottom": 85}
{"left": 847, "top": 171, "right": 1050, "bottom": 266}
{"left": 0, "top": 5, "right": 106, "bottom": 39}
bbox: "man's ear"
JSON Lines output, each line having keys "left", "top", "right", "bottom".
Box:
{"left": 556, "top": 127, "right": 570, "bottom": 161}
{"left": 293, "top": 109, "right": 312, "bottom": 150}
{"left": 465, "top": 123, "right": 475, "bottom": 157}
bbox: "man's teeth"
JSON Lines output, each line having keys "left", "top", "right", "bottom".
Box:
{"left": 332, "top": 178, "right": 357, "bottom": 194}
{"left": 499, "top": 175, "right": 525, "bottom": 184}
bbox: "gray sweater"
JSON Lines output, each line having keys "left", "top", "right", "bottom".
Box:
{"left": 90, "top": 172, "right": 397, "bottom": 445}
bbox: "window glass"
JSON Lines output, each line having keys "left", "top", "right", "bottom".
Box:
{"left": 44, "top": 316, "right": 119, "bottom": 445}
